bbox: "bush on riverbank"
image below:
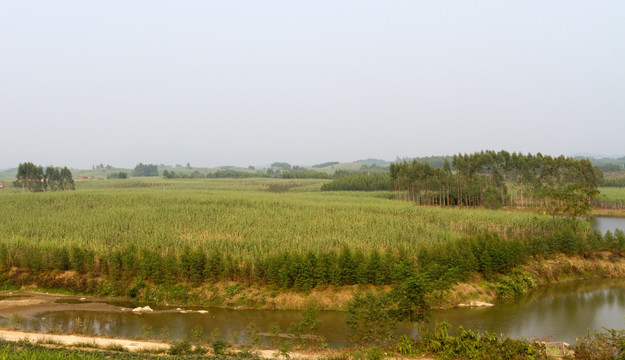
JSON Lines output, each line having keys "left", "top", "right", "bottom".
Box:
{"left": 396, "top": 321, "right": 549, "bottom": 360}
{"left": 574, "top": 328, "right": 625, "bottom": 359}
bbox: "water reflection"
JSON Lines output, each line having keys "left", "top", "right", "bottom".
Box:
{"left": 2, "top": 279, "right": 625, "bottom": 347}
{"left": 430, "top": 278, "right": 625, "bottom": 344}
{"left": 1, "top": 308, "right": 353, "bottom": 347}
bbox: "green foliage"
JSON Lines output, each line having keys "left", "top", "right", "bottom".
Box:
{"left": 0, "top": 339, "right": 204, "bottom": 359}
{"left": 167, "top": 339, "right": 192, "bottom": 355}
{"left": 277, "top": 340, "right": 292, "bottom": 360}
{"left": 603, "top": 177, "right": 625, "bottom": 187}
{"left": 365, "top": 346, "right": 385, "bottom": 360}
{"left": 417, "top": 321, "right": 549, "bottom": 360}
{"left": 575, "top": 328, "right": 625, "bottom": 359}
{"left": 17, "top": 162, "right": 44, "bottom": 192}
{"left": 345, "top": 291, "right": 397, "bottom": 347}
{"left": 17, "top": 162, "right": 74, "bottom": 192}
{"left": 271, "top": 162, "right": 292, "bottom": 170}
{"left": 483, "top": 185, "right": 503, "bottom": 209}
{"left": 268, "top": 322, "right": 281, "bottom": 348}
{"left": 496, "top": 271, "right": 536, "bottom": 299}
{"left": 396, "top": 335, "right": 421, "bottom": 356}
{"left": 245, "top": 322, "right": 262, "bottom": 347}
{"left": 0, "top": 177, "right": 616, "bottom": 300}
{"left": 107, "top": 171, "right": 128, "bottom": 179}
{"left": 132, "top": 163, "right": 159, "bottom": 177}
{"left": 595, "top": 187, "right": 625, "bottom": 209}
{"left": 391, "top": 150, "right": 601, "bottom": 211}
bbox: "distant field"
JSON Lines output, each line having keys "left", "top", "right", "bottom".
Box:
{"left": 597, "top": 187, "right": 625, "bottom": 208}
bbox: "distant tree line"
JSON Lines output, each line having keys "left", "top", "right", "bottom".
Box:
{"left": 132, "top": 163, "right": 159, "bottom": 177}
{"left": 391, "top": 151, "right": 601, "bottom": 212}
{"left": 107, "top": 172, "right": 128, "bottom": 179}
{"left": 16, "top": 162, "right": 74, "bottom": 192}
{"left": 312, "top": 161, "right": 339, "bottom": 168}
{"left": 602, "top": 178, "right": 625, "bottom": 187}
{"left": 598, "top": 163, "right": 625, "bottom": 172}
{"left": 321, "top": 172, "right": 390, "bottom": 191}
{"left": 162, "top": 167, "right": 332, "bottom": 180}
{"left": 162, "top": 169, "right": 204, "bottom": 179}
{"left": 576, "top": 156, "right": 625, "bottom": 173}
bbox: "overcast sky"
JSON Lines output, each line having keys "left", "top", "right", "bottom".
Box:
{"left": 1, "top": 1, "right": 624, "bottom": 169}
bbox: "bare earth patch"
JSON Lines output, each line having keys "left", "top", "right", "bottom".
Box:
{"left": 0, "top": 329, "right": 168, "bottom": 352}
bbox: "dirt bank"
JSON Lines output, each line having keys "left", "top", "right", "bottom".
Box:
{"left": 0, "top": 328, "right": 356, "bottom": 359}
{"left": 0, "top": 328, "right": 169, "bottom": 352}
{"left": 0, "top": 292, "right": 126, "bottom": 318}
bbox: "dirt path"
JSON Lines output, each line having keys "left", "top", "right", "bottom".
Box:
{"left": 0, "top": 328, "right": 358, "bottom": 359}
{"left": 0, "top": 328, "right": 169, "bottom": 352}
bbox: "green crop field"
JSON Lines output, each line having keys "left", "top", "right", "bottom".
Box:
{"left": 597, "top": 187, "right": 625, "bottom": 207}
{"left": 0, "top": 178, "right": 557, "bottom": 258}
{"left": 0, "top": 177, "right": 621, "bottom": 294}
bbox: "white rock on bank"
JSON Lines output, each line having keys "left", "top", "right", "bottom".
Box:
{"left": 132, "top": 306, "right": 153, "bottom": 313}
{"left": 457, "top": 301, "right": 494, "bottom": 308}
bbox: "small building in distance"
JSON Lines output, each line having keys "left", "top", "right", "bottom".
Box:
{"left": 0, "top": 181, "right": 5, "bottom": 188}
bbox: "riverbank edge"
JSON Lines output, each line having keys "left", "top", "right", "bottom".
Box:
{"left": 0, "top": 328, "right": 358, "bottom": 359}
{"left": 438, "top": 251, "right": 625, "bottom": 309}
{"left": 2, "top": 251, "right": 625, "bottom": 312}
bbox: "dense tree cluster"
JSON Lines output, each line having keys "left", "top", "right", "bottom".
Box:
{"left": 106, "top": 171, "right": 128, "bottom": 179}
{"left": 391, "top": 151, "right": 601, "bottom": 212}
{"left": 132, "top": 163, "right": 159, "bottom": 177}
{"left": 162, "top": 170, "right": 204, "bottom": 179}
{"left": 16, "top": 162, "right": 74, "bottom": 192}
{"left": 271, "top": 162, "right": 292, "bottom": 170}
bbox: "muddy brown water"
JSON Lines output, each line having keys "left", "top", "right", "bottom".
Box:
{"left": 2, "top": 278, "right": 625, "bottom": 347}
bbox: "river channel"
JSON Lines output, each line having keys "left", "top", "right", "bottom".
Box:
{"left": 1, "top": 217, "right": 623, "bottom": 348}
{"left": 1, "top": 278, "right": 623, "bottom": 347}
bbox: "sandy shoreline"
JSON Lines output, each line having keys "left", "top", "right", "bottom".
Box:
{"left": 0, "top": 328, "right": 346, "bottom": 359}
{"left": 0, "top": 291, "right": 129, "bottom": 318}
{"left": 0, "top": 328, "right": 170, "bottom": 352}
{"left": 0, "top": 291, "right": 341, "bottom": 359}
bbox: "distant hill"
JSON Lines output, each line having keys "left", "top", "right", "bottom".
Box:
{"left": 572, "top": 155, "right": 625, "bottom": 172}
{"left": 0, "top": 168, "right": 17, "bottom": 181}
{"left": 354, "top": 158, "right": 391, "bottom": 165}
{"left": 572, "top": 153, "right": 625, "bottom": 159}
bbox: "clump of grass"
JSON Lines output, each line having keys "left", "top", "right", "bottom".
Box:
{"left": 72, "top": 340, "right": 100, "bottom": 349}
{"left": 103, "top": 343, "right": 127, "bottom": 352}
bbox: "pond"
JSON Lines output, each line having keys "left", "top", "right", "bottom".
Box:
{"left": 592, "top": 216, "right": 625, "bottom": 234}
{"left": 3, "top": 278, "right": 625, "bottom": 347}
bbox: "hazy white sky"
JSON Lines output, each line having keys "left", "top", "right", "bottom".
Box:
{"left": 1, "top": 1, "right": 624, "bottom": 169}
